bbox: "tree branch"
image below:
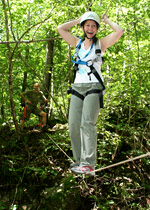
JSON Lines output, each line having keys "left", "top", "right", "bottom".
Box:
{"left": 0, "top": 37, "right": 61, "bottom": 45}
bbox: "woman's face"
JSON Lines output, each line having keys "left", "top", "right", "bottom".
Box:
{"left": 83, "top": 19, "right": 98, "bottom": 39}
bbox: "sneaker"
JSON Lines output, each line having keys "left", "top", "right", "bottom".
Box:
{"left": 70, "top": 162, "right": 79, "bottom": 168}
{"left": 71, "top": 165, "right": 95, "bottom": 176}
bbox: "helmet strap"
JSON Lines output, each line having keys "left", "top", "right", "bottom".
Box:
{"left": 84, "top": 31, "right": 97, "bottom": 43}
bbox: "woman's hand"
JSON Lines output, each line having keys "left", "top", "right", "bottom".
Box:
{"left": 101, "top": 14, "right": 109, "bottom": 24}
{"left": 100, "top": 14, "right": 124, "bottom": 52}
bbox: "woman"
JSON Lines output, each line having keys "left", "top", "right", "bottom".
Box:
{"left": 57, "top": 11, "right": 124, "bottom": 176}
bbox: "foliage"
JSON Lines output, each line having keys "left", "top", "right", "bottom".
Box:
{"left": 0, "top": 121, "right": 150, "bottom": 209}
{"left": 0, "top": 0, "right": 150, "bottom": 124}
{"left": 0, "top": 0, "right": 150, "bottom": 209}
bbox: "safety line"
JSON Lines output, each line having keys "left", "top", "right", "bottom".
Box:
{"left": 46, "top": 133, "right": 74, "bottom": 163}
{"left": 46, "top": 133, "right": 150, "bottom": 173}
{"left": 105, "top": 0, "right": 115, "bottom": 14}
{"left": 94, "top": 152, "right": 150, "bottom": 173}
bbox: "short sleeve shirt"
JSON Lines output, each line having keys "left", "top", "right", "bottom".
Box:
{"left": 22, "top": 90, "right": 46, "bottom": 107}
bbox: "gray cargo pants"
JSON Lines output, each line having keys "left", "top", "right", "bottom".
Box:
{"left": 69, "top": 82, "right": 103, "bottom": 168}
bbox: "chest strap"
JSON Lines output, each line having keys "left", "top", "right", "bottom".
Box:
{"left": 71, "top": 39, "right": 105, "bottom": 90}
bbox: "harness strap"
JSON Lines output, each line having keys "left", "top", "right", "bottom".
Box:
{"left": 72, "top": 38, "right": 105, "bottom": 90}
{"left": 67, "top": 88, "right": 84, "bottom": 100}
{"left": 88, "top": 66, "right": 105, "bottom": 90}
{"left": 67, "top": 88, "right": 104, "bottom": 108}
{"left": 24, "top": 105, "right": 27, "bottom": 119}
{"left": 71, "top": 39, "right": 94, "bottom": 65}
{"left": 95, "top": 39, "right": 104, "bottom": 63}
{"left": 86, "top": 89, "right": 104, "bottom": 108}
{"left": 22, "top": 105, "right": 27, "bottom": 124}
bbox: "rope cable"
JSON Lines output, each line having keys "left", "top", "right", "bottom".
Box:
{"left": 94, "top": 152, "right": 150, "bottom": 173}
{"left": 46, "top": 133, "right": 74, "bottom": 163}
{"left": 46, "top": 132, "right": 150, "bottom": 174}
{"left": 105, "top": 0, "right": 115, "bottom": 15}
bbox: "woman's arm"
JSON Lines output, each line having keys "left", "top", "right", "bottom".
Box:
{"left": 100, "top": 14, "right": 124, "bottom": 52}
{"left": 57, "top": 18, "right": 81, "bottom": 48}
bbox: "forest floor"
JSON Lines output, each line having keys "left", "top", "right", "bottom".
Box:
{"left": 0, "top": 122, "right": 150, "bottom": 210}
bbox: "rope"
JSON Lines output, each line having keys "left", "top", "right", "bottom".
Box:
{"left": 46, "top": 133, "right": 74, "bottom": 163}
{"left": 94, "top": 152, "right": 150, "bottom": 173}
{"left": 46, "top": 132, "right": 150, "bottom": 174}
{"left": 105, "top": 0, "right": 115, "bottom": 14}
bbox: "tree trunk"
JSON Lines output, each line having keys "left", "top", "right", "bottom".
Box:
{"left": 2, "top": 0, "right": 20, "bottom": 137}
{"left": 42, "top": 40, "right": 54, "bottom": 98}
{"left": 21, "top": 46, "right": 29, "bottom": 106}
{"left": 21, "top": 11, "right": 30, "bottom": 106}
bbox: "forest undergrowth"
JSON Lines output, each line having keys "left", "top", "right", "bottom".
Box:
{"left": 0, "top": 115, "right": 150, "bottom": 210}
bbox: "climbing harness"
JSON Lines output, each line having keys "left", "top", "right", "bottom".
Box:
{"left": 68, "top": 38, "right": 105, "bottom": 108}
{"left": 67, "top": 88, "right": 104, "bottom": 108}
{"left": 22, "top": 104, "right": 27, "bottom": 128}
{"left": 23, "top": 105, "right": 27, "bottom": 120}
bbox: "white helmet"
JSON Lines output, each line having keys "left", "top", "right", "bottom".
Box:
{"left": 80, "top": 11, "right": 100, "bottom": 28}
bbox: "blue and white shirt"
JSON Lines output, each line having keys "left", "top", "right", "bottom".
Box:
{"left": 74, "top": 40, "right": 104, "bottom": 84}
